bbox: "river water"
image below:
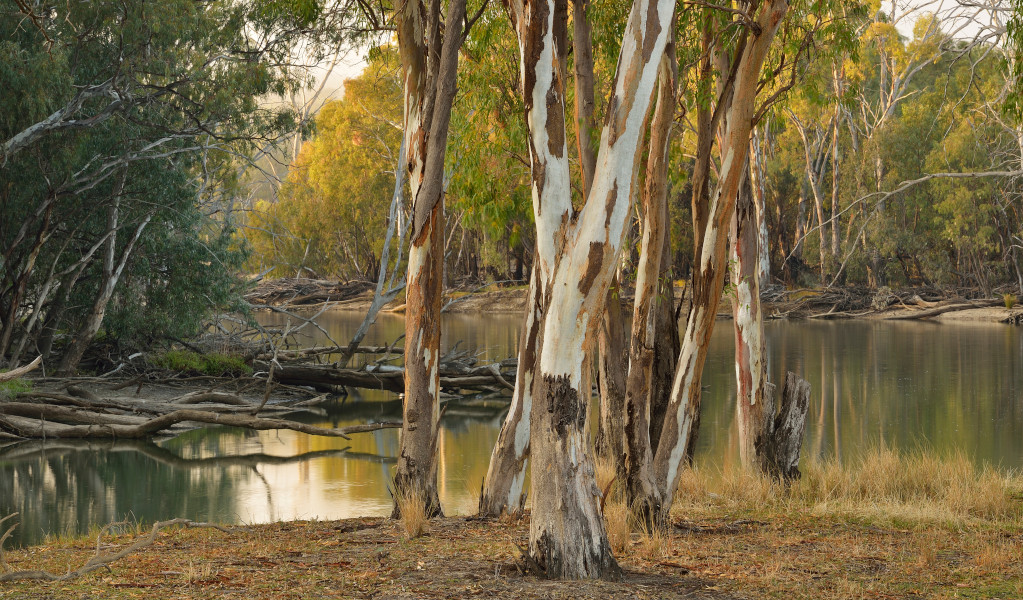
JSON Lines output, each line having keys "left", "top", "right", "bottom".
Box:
{"left": 2, "top": 311, "right": 1021, "bottom": 546}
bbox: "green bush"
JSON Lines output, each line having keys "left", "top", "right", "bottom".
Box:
{"left": 151, "top": 350, "right": 251, "bottom": 377}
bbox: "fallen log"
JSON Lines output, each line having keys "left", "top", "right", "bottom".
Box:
{"left": 0, "top": 409, "right": 400, "bottom": 440}
{"left": 257, "top": 361, "right": 518, "bottom": 394}
{"left": 0, "top": 356, "right": 41, "bottom": 383}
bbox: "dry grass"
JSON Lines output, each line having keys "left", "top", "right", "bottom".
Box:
{"left": 593, "top": 454, "right": 618, "bottom": 501}
{"left": 672, "top": 447, "right": 1023, "bottom": 528}
{"left": 602, "top": 500, "right": 630, "bottom": 554}
{"left": 182, "top": 559, "right": 216, "bottom": 585}
{"left": 395, "top": 486, "right": 430, "bottom": 539}
{"left": 635, "top": 521, "right": 668, "bottom": 561}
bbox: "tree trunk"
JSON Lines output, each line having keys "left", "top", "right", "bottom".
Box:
{"left": 59, "top": 187, "right": 152, "bottom": 374}
{"left": 764, "top": 372, "right": 811, "bottom": 480}
{"left": 650, "top": 0, "right": 788, "bottom": 523}
{"left": 749, "top": 129, "right": 771, "bottom": 285}
{"left": 623, "top": 53, "right": 676, "bottom": 523}
{"left": 595, "top": 283, "right": 627, "bottom": 463}
{"left": 479, "top": 263, "right": 539, "bottom": 517}
{"left": 395, "top": 202, "right": 445, "bottom": 517}
{"left": 508, "top": 0, "right": 674, "bottom": 578}
{"left": 731, "top": 171, "right": 771, "bottom": 472}
{"left": 392, "top": 0, "right": 466, "bottom": 519}
{"left": 570, "top": 0, "right": 629, "bottom": 472}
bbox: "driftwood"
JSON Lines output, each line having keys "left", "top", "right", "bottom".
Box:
{"left": 760, "top": 371, "right": 811, "bottom": 480}
{"left": 255, "top": 355, "right": 518, "bottom": 394}
{"left": 880, "top": 298, "right": 1001, "bottom": 320}
{"left": 0, "top": 357, "right": 41, "bottom": 383}
{"left": 0, "top": 387, "right": 400, "bottom": 440}
{"left": 244, "top": 278, "right": 373, "bottom": 307}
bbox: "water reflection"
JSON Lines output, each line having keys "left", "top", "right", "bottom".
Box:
{"left": 2, "top": 311, "right": 1021, "bottom": 546}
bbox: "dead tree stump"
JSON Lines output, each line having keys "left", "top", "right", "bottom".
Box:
{"left": 762, "top": 371, "right": 810, "bottom": 480}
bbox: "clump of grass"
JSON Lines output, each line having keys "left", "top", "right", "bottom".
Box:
{"left": 636, "top": 521, "right": 668, "bottom": 561}
{"left": 603, "top": 500, "right": 630, "bottom": 554}
{"left": 0, "top": 377, "right": 32, "bottom": 400}
{"left": 183, "top": 559, "right": 216, "bottom": 585}
{"left": 395, "top": 486, "right": 430, "bottom": 539}
{"left": 1004, "top": 293, "right": 1018, "bottom": 309}
{"left": 151, "top": 349, "right": 252, "bottom": 377}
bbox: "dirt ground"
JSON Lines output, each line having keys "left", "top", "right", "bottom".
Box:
{"left": 0, "top": 517, "right": 729, "bottom": 600}
{"left": 2, "top": 509, "right": 1021, "bottom": 600}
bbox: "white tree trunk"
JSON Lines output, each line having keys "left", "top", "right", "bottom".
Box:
{"left": 478, "top": 263, "right": 538, "bottom": 516}
{"left": 507, "top": 0, "right": 674, "bottom": 578}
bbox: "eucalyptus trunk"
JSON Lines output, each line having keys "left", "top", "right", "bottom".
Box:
{"left": 479, "top": 263, "right": 539, "bottom": 517}
{"left": 507, "top": 0, "right": 674, "bottom": 578}
{"left": 392, "top": 0, "right": 466, "bottom": 519}
{"left": 650, "top": 0, "right": 789, "bottom": 522}
{"left": 731, "top": 172, "right": 771, "bottom": 471}
{"left": 623, "top": 53, "right": 676, "bottom": 523}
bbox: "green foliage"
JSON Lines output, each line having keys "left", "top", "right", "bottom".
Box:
{"left": 1005, "top": 293, "right": 1018, "bottom": 309}
{"left": 151, "top": 350, "right": 252, "bottom": 377}
{"left": 244, "top": 46, "right": 402, "bottom": 280}
{"left": 0, "top": 0, "right": 324, "bottom": 365}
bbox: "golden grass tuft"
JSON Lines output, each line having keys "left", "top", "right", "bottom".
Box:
{"left": 603, "top": 500, "right": 631, "bottom": 554}
{"left": 635, "top": 521, "right": 668, "bottom": 561}
{"left": 183, "top": 559, "right": 216, "bottom": 584}
{"left": 593, "top": 455, "right": 618, "bottom": 501}
{"left": 395, "top": 486, "right": 430, "bottom": 539}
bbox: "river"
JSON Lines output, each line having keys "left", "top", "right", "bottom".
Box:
{"left": 2, "top": 311, "right": 1021, "bottom": 546}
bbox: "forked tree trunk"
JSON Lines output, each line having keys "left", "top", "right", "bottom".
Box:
{"left": 731, "top": 171, "right": 771, "bottom": 472}
{"left": 478, "top": 263, "right": 539, "bottom": 516}
{"left": 650, "top": 0, "right": 789, "bottom": 523}
{"left": 59, "top": 182, "right": 153, "bottom": 375}
{"left": 507, "top": 0, "right": 674, "bottom": 578}
{"left": 623, "top": 53, "right": 676, "bottom": 523}
{"left": 392, "top": 0, "right": 466, "bottom": 519}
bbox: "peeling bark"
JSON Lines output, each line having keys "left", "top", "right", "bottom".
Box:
{"left": 651, "top": 0, "right": 789, "bottom": 523}
{"left": 623, "top": 53, "right": 676, "bottom": 523}
{"left": 508, "top": 0, "right": 675, "bottom": 579}
{"left": 393, "top": 0, "right": 467, "bottom": 519}
{"left": 731, "top": 172, "right": 771, "bottom": 472}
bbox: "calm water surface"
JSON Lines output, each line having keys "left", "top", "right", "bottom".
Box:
{"left": 2, "top": 312, "right": 1021, "bottom": 546}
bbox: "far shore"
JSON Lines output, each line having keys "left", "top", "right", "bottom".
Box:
{"left": 247, "top": 278, "right": 1023, "bottom": 324}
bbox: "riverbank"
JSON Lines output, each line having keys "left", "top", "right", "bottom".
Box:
{"left": 3, "top": 449, "right": 1020, "bottom": 599}
{"left": 245, "top": 278, "right": 1023, "bottom": 323}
